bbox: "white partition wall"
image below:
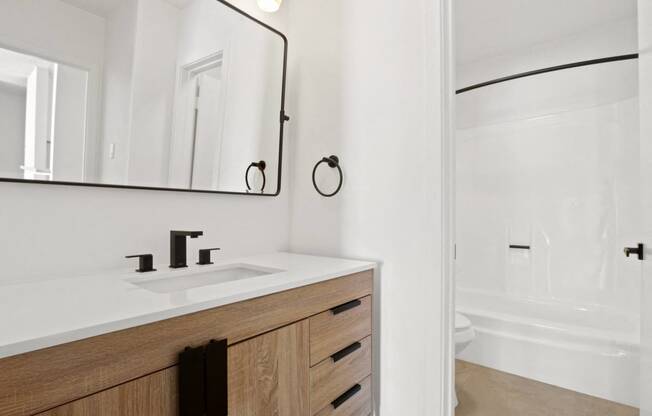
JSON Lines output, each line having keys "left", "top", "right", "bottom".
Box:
{"left": 638, "top": 0, "right": 652, "bottom": 414}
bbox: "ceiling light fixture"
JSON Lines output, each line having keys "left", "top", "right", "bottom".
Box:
{"left": 257, "top": 0, "right": 282, "bottom": 13}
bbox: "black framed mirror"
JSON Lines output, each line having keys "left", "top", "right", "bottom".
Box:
{"left": 0, "top": 0, "right": 288, "bottom": 196}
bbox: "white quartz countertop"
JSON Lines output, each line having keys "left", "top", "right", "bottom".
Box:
{"left": 0, "top": 253, "right": 375, "bottom": 359}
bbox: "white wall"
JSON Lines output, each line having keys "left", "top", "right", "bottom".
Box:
{"left": 214, "top": 17, "right": 283, "bottom": 193}
{"left": 455, "top": 18, "right": 641, "bottom": 315}
{"left": 457, "top": 17, "right": 638, "bottom": 90}
{"left": 100, "top": 0, "right": 138, "bottom": 185}
{"left": 638, "top": 1, "right": 652, "bottom": 414}
{"left": 126, "top": 0, "right": 180, "bottom": 187}
{"left": 98, "top": 0, "right": 180, "bottom": 187}
{"left": 0, "top": 0, "right": 291, "bottom": 285}
{"left": 0, "top": 83, "right": 26, "bottom": 178}
{"left": 455, "top": 0, "right": 637, "bottom": 70}
{"left": 0, "top": 0, "right": 106, "bottom": 181}
{"left": 287, "top": 0, "right": 446, "bottom": 414}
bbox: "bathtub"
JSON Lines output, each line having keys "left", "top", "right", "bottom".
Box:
{"left": 456, "top": 288, "right": 640, "bottom": 407}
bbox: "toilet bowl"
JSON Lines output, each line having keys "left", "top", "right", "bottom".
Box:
{"left": 454, "top": 312, "right": 475, "bottom": 408}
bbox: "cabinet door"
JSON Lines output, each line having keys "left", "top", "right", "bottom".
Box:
{"left": 38, "top": 321, "right": 310, "bottom": 416}
{"left": 37, "top": 366, "right": 178, "bottom": 416}
{"left": 229, "top": 320, "right": 310, "bottom": 416}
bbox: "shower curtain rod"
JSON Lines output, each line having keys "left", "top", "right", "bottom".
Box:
{"left": 456, "top": 53, "right": 639, "bottom": 95}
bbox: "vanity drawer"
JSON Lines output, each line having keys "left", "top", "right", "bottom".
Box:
{"left": 310, "top": 296, "right": 372, "bottom": 366}
{"left": 313, "top": 377, "right": 372, "bottom": 416}
{"left": 310, "top": 336, "right": 372, "bottom": 415}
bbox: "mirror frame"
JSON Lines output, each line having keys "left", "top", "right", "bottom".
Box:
{"left": 0, "top": 0, "right": 289, "bottom": 197}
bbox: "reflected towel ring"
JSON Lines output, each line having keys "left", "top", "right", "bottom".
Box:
{"left": 312, "top": 155, "right": 342, "bottom": 197}
{"left": 246, "top": 160, "right": 266, "bottom": 193}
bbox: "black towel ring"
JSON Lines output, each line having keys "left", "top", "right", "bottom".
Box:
{"left": 312, "top": 155, "right": 343, "bottom": 197}
{"left": 246, "top": 160, "right": 266, "bottom": 193}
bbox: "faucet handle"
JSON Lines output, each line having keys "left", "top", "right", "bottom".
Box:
{"left": 126, "top": 254, "right": 157, "bottom": 273}
{"left": 197, "top": 248, "right": 221, "bottom": 265}
{"left": 171, "top": 230, "right": 204, "bottom": 238}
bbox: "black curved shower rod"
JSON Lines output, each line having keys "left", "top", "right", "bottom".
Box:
{"left": 456, "top": 53, "right": 639, "bottom": 95}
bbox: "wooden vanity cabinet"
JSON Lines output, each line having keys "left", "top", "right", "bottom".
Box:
{"left": 0, "top": 270, "right": 373, "bottom": 416}
{"left": 39, "top": 321, "right": 310, "bottom": 416}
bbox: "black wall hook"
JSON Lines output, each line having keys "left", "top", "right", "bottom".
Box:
{"left": 245, "top": 160, "right": 266, "bottom": 193}
{"left": 312, "top": 155, "right": 343, "bottom": 197}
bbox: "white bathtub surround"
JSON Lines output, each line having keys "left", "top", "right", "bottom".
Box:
{"left": 0, "top": 252, "right": 375, "bottom": 360}
{"left": 456, "top": 68, "right": 640, "bottom": 313}
{"left": 455, "top": 41, "right": 641, "bottom": 406}
{"left": 457, "top": 288, "right": 639, "bottom": 406}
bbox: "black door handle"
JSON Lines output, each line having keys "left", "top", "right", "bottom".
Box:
{"left": 179, "top": 339, "right": 228, "bottom": 416}
{"left": 205, "top": 339, "right": 228, "bottom": 416}
{"left": 624, "top": 243, "right": 644, "bottom": 260}
{"left": 179, "top": 346, "right": 205, "bottom": 416}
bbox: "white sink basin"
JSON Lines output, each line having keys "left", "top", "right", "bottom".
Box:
{"left": 128, "top": 264, "right": 281, "bottom": 294}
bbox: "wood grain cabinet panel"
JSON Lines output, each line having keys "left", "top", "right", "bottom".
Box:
{"left": 228, "top": 320, "right": 311, "bottom": 416}
{"left": 309, "top": 297, "right": 372, "bottom": 366}
{"left": 310, "top": 337, "right": 372, "bottom": 415}
{"left": 36, "top": 367, "right": 178, "bottom": 416}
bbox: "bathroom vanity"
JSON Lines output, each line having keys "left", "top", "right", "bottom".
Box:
{"left": 0, "top": 254, "right": 375, "bottom": 416}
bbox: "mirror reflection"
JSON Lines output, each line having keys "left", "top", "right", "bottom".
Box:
{"left": 0, "top": 0, "right": 285, "bottom": 194}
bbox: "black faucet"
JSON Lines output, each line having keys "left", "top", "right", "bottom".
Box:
{"left": 170, "top": 230, "right": 203, "bottom": 268}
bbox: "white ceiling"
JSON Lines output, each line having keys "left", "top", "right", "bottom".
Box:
{"left": 58, "top": 0, "right": 128, "bottom": 17}
{"left": 455, "top": 0, "right": 637, "bottom": 65}
{"left": 59, "top": 0, "right": 194, "bottom": 17}
{"left": 167, "top": 0, "right": 194, "bottom": 8}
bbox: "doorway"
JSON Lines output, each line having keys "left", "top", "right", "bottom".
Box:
{"left": 168, "top": 51, "right": 228, "bottom": 190}
{"left": 449, "top": 1, "right": 648, "bottom": 415}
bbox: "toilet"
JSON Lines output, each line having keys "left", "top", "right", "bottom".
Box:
{"left": 454, "top": 312, "right": 475, "bottom": 408}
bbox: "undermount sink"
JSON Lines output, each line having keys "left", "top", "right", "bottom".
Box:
{"left": 128, "top": 264, "right": 281, "bottom": 294}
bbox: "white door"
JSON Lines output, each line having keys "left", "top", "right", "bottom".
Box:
{"left": 190, "top": 69, "right": 224, "bottom": 190}
{"left": 638, "top": 2, "right": 652, "bottom": 415}
{"left": 51, "top": 64, "right": 88, "bottom": 182}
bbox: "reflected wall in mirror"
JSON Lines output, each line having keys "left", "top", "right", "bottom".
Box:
{"left": 0, "top": 0, "right": 287, "bottom": 195}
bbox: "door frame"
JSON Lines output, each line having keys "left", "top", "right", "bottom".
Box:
{"left": 438, "top": 0, "right": 456, "bottom": 414}
{"left": 169, "top": 51, "right": 229, "bottom": 189}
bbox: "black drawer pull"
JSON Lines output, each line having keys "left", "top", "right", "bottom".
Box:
{"left": 331, "top": 299, "right": 362, "bottom": 315}
{"left": 332, "top": 384, "right": 362, "bottom": 409}
{"left": 331, "top": 342, "right": 362, "bottom": 363}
